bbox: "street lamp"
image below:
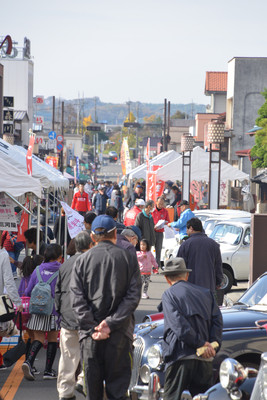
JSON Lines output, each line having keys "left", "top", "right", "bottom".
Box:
{"left": 181, "top": 134, "right": 194, "bottom": 202}
{"left": 207, "top": 120, "right": 225, "bottom": 209}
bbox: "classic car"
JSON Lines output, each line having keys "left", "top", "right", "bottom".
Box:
{"left": 191, "top": 357, "right": 258, "bottom": 400}
{"left": 193, "top": 351, "right": 267, "bottom": 400}
{"left": 129, "top": 273, "right": 267, "bottom": 400}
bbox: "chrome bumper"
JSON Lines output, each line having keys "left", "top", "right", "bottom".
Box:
{"left": 130, "top": 372, "right": 193, "bottom": 400}
{"left": 130, "top": 372, "right": 164, "bottom": 400}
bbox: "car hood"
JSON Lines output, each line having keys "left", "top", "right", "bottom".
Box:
{"left": 222, "top": 306, "right": 267, "bottom": 329}
{"left": 135, "top": 307, "right": 267, "bottom": 340}
{"left": 218, "top": 242, "right": 238, "bottom": 252}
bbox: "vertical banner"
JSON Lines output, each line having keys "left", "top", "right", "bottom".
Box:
{"left": 26, "top": 132, "right": 35, "bottom": 175}
{"left": 120, "top": 137, "right": 131, "bottom": 176}
{"left": 120, "top": 138, "right": 126, "bottom": 176}
{"left": 146, "top": 171, "right": 157, "bottom": 202}
{"left": 17, "top": 197, "right": 30, "bottom": 241}
{"left": 76, "top": 156, "right": 80, "bottom": 180}
{"left": 152, "top": 165, "right": 164, "bottom": 199}
{"left": 146, "top": 138, "right": 150, "bottom": 171}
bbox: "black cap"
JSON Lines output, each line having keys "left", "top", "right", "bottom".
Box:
{"left": 178, "top": 200, "right": 189, "bottom": 207}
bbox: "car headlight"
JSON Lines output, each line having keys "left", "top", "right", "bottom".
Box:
{"left": 219, "top": 358, "right": 247, "bottom": 391}
{"left": 147, "top": 344, "right": 163, "bottom": 369}
{"left": 139, "top": 364, "right": 151, "bottom": 384}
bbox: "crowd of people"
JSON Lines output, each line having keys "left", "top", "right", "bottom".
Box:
{"left": 0, "top": 176, "right": 225, "bottom": 400}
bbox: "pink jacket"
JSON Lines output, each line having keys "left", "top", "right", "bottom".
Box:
{"left": 137, "top": 251, "right": 158, "bottom": 275}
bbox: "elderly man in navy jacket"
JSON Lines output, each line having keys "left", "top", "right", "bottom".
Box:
{"left": 161, "top": 257, "right": 223, "bottom": 399}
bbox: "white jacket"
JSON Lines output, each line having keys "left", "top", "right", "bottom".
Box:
{"left": 0, "top": 248, "right": 21, "bottom": 306}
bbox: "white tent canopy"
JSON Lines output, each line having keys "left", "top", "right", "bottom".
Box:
{"left": 0, "top": 157, "right": 42, "bottom": 198}
{"left": 155, "top": 146, "right": 249, "bottom": 182}
{"left": 128, "top": 150, "right": 180, "bottom": 180}
{"left": 15, "top": 146, "right": 69, "bottom": 190}
{"left": 0, "top": 139, "right": 68, "bottom": 190}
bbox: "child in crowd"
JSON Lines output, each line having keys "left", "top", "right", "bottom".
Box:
{"left": 18, "top": 254, "right": 44, "bottom": 374}
{"left": 137, "top": 238, "right": 158, "bottom": 299}
{"left": 22, "top": 244, "right": 62, "bottom": 381}
{"left": 18, "top": 255, "right": 44, "bottom": 297}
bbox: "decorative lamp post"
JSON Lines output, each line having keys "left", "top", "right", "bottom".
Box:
{"left": 207, "top": 120, "right": 225, "bottom": 209}
{"left": 181, "top": 134, "right": 194, "bottom": 202}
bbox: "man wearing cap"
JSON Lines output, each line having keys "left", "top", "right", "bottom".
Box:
{"left": 124, "top": 198, "right": 145, "bottom": 226}
{"left": 126, "top": 184, "right": 145, "bottom": 209}
{"left": 116, "top": 226, "right": 141, "bottom": 256}
{"left": 92, "top": 185, "right": 109, "bottom": 215}
{"left": 71, "top": 183, "right": 92, "bottom": 217}
{"left": 168, "top": 200, "right": 195, "bottom": 241}
{"left": 161, "top": 257, "right": 223, "bottom": 399}
{"left": 152, "top": 196, "right": 170, "bottom": 268}
{"left": 70, "top": 215, "right": 141, "bottom": 400}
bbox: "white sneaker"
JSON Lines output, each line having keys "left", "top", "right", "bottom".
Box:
{"left": 142, "top": 293, "right": 149, "bottom": 299}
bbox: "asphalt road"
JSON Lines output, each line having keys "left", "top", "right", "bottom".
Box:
{"left": 0, "top": 272, "right": 248, "bottom": 400}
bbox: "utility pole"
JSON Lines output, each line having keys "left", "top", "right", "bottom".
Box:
{"left": 52, "top": 96, "right": 55, "bottom": 131}
{"left": 163, "top": 98, "right": 167, "bottom": 152}
{"left": 60, "top": 101, "right": 64, "bottom": 173}
{"left": 167, "top": 100, "right": 171, "bottom": 152}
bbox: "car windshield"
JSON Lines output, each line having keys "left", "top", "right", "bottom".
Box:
{"left": 209, "top": 223, "right": 243, "bottom": 245}
{"left": 203, "top": 219, "right": 220, "bottom": 236}
{"left": 236, "top": 274, "right": 267, "bottom": 307}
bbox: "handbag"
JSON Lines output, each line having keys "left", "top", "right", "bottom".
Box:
{"left": 0, "top": 320, "right": 19, "bottom": 337}
{"left": 0, "top": 295, "right": 15, "bottom": 322}
{"left": 3, "top": 312, "right": 26, "bottom": 367}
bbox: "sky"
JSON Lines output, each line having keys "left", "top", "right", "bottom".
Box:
{"left": 1, "top": 0, "right": 267, "bottom": 105}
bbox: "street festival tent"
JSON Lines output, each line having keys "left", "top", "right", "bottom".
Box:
{"left": 0, "top": 138, "right": 68, "bottom": 191}
{"left": 0, "top": 157, "right": 42, "bottom": 198}
{"left": 155, "top": 146, "right": 249, "bottom": 182}
{"left": 14, "top": 145, "right": 69, "bottom": 190}
{"left": 128, "top": 150, "right": 180, "bottom": 180}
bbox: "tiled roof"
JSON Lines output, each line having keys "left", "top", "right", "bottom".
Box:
{"left": 205, "top": 72, "right": 228, "bottom": 93}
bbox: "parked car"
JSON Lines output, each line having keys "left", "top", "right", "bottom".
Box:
{"left": 129, "top": 273, "right": 267, "bottom": 400}
{"left": 166, "top": 217, "right": 251, "bottom": 293}
{"left": 209, "top": 218, "right": 251, "bottom": 292}
{"left": 161, "top": 210, "right": 250, "bottom": 271}
{"left": 109, "top": 151, "right": 118, "bottom": 162}
{"left": 191, "top": 357, "right": 258, "bottom": 400}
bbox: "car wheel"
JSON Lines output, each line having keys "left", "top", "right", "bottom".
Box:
{"left": 221, "top": 268, "right": 234, "bottom": 293}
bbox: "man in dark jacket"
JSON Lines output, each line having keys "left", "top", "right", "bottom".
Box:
{"left": 70, "top": 215, "right": 141, "bottom": 400}
{"left": 178, "top": 218, "right": 223, "bottom": 294}
{"left": 92, "top": 185, "right": 108, "bottom": 215}
{"left": 161, "top": 257, "right": 223, "bottom": 399}
{"left": 55, "top": 231, "right": 93, "bottom": 400}
{"left": 135, "top": 200, "right": 156, "bottom": 247}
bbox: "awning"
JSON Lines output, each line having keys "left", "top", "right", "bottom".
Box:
{"left": 155, "top": 146, "right": 249, "bottom": 183}
{"left": 0, "top": 157, "right": 42, "bottom": 197}
{"left": 245, "top": 125, "right": 263, "bottom": 135}
{"left": 128, "top": 150, "right": 180, "bottom": 180}
{"left": 0, "top": 138, "right": 69, "bottom": 191}
{"left": 235, "top": 149, "right": 251, "bottom": 157}
{"left": 251, "top": 169, "right": 267, "bottom": 184}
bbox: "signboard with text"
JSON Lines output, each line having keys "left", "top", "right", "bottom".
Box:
{"left": 0, "top": 198, "right": 17, "bottom": 232}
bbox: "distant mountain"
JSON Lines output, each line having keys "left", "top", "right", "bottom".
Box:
{"left": 35, "top": 96, "right": 206, "bottom": 127}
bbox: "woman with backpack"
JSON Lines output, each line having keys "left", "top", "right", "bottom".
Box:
{"left": 22, "top": 244, "right": 62, "bottom": 381}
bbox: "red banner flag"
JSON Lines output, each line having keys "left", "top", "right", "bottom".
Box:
{"left": 26, "top": 133, "right": 35, "bottom": 175}
{"left": 146, "top": 138, "right": 150, "bottom": 171}
{"left": 146, "top": 171, "right": 157, "bottom": 202}
{"left": 17, "top": 197, "right": 30, "bottom": 242}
